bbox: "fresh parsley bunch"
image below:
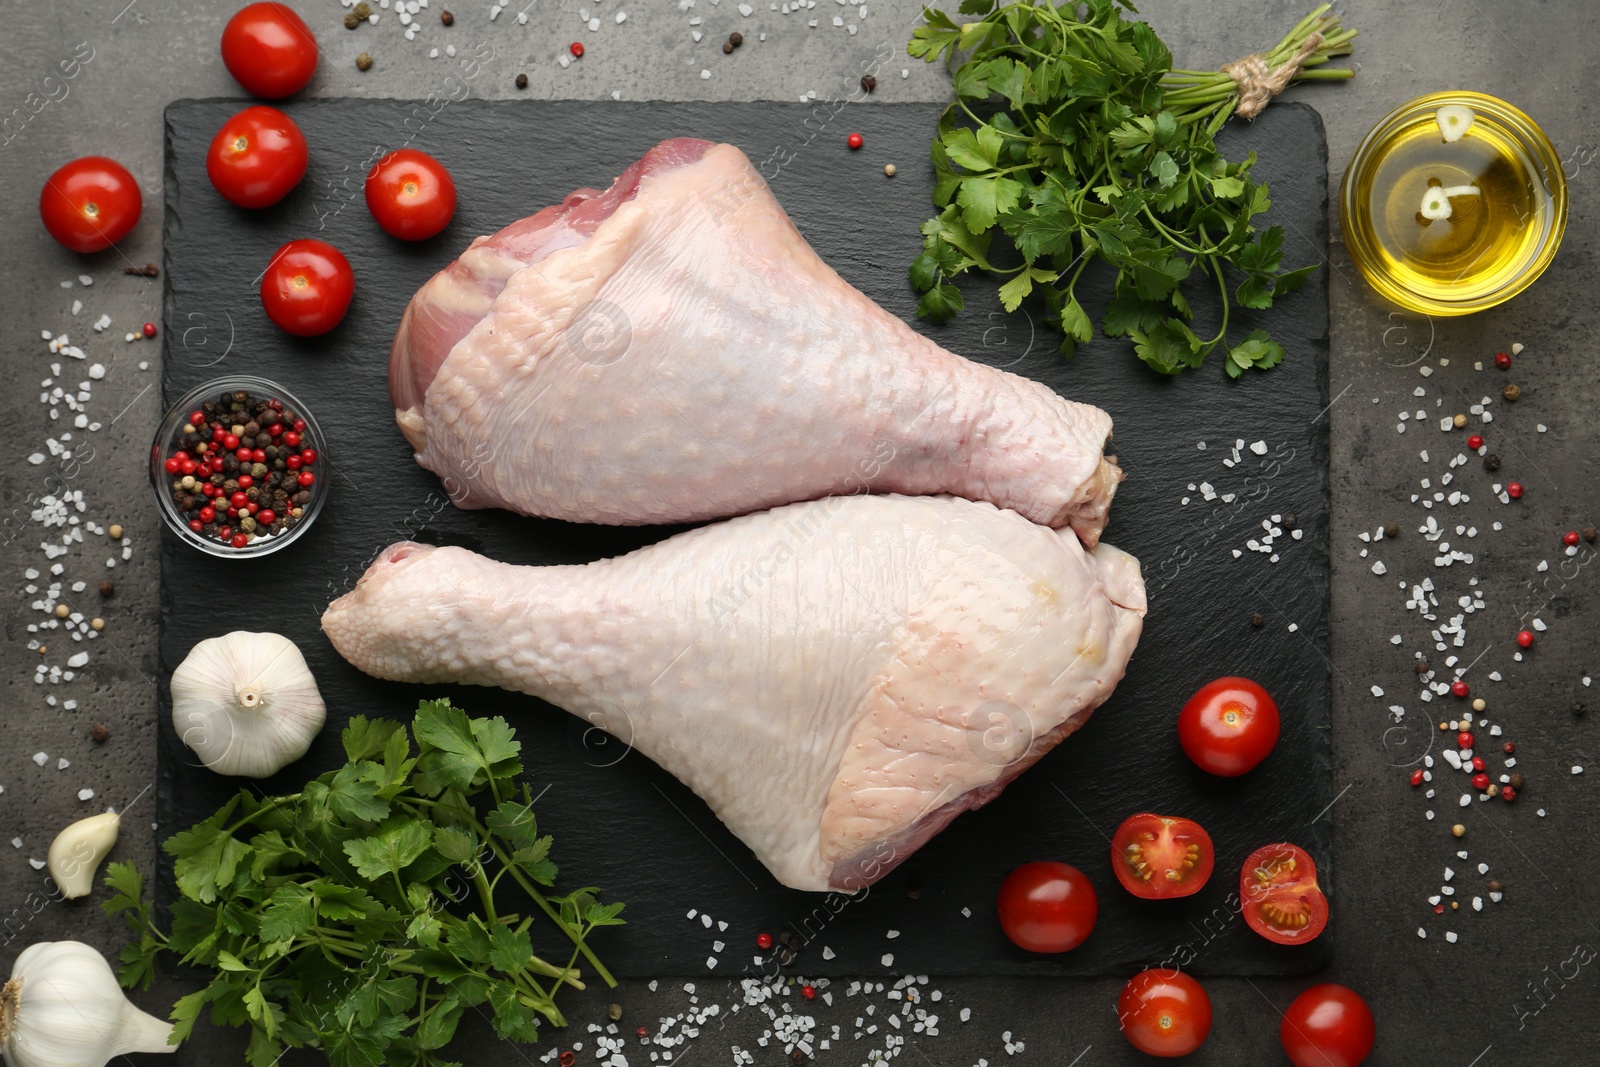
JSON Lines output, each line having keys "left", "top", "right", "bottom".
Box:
{"left": 104, "top": 699, "right": 624, "bottom": 1067}
{"left": 908, "top": 0, "right": 1356, "bottom": 377}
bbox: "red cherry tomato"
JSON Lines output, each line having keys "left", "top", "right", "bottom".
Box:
{"left": 260, "top": 239, "right": 354, "bottom": 337}
{"left": 221, "top": 2, "right": 318, "bottom": 99}
{"left": 364, "top": 148, "right": 457, "bottom": 240}
{"left": 39, "top": 156, "right": 142, "bottom": 253}
{"left": 1178, "top": 676, "right": 1281, "bottom": 776}
{"left": 1111, "top": 813, "right": 1214, "bottom": 900}
{"left": 1281, "top": 984, "right": 1375, "bottom": 1067}
{"left": 996, "top": 862, "right": 1098, "bottom": 954}
{"left": 1117, "top": 969, "right": 1213, "bottom": 1058}
{"left": 206, "top": 105, "right": 308, "bottom": 209}
{"left": 1240, "top": 842, "right": 1329, "bottom": 946}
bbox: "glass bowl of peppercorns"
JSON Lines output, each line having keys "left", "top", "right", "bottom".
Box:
{"left": 149, "top": 376, "right": 328, "bottom": 558}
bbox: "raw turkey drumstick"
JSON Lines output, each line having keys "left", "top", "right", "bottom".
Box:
{"left": 390, "top": 139, "right": 1123, "bottom": 547}
{"left": 322, "top": 493, "right": 1146, "bottom": 892}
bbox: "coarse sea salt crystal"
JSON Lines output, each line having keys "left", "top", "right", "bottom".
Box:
{"left": 77, "top": 788, "right": 95, "bottom": 801}
{"left": 32, "top": 753, "right": 48, "bottom": 767}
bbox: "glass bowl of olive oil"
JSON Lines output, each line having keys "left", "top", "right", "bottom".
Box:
{"left": 1341, "top": 91, "right": 1567, "bottom": 316}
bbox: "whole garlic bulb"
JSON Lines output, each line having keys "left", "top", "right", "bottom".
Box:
{"left": 0, "top": 940, "right": 176, "bottom": 1066}
{"left": 170, "top": 631, "right": 326, "bottom": 778}
{"left": 46, "top": 810, "right": 121, "bottom": 900}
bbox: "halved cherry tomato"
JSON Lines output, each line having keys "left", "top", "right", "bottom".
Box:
{"left": 1117, "top": 969, "right": 1213, "bottom": 1058}
{"left": 39, "top": 156, "right": 142, "bottom": 253}
{"left": 1240, "top": 842, "right": 1328, "bottom": 945}
{"left": 1111, "top": 813, "right": 1214, "bottom": 900}
{"left": 996, "top": 861, "right": 1097, "bottom": 954}
{"left": 364, "top": 148, "right": 457, "bottom": 240}
{"left": 206, "top": 105, "right": 308, "bottom": 209}
{"left": 260, "top": 239, "right": 354, "bottom": 337}
{"left": 221, "top": 3, "right": 319, "bottom": 99}
{"left": 1281, "top": 984, "right": 1375, "bottom": 1067}
{"left": 1178, "top": 676, "right": 1280, "bottom": 776}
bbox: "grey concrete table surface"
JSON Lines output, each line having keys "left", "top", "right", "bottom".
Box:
{"left": 2, "top": 1, "right": 1597, "bottom": 1064}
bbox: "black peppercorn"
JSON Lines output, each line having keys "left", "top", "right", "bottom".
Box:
{"left": 1574, "top": 700, "right": 1587, "bottom": 717}
{"left": 90, "top": 724, "right": 110, "bottom": 743}
{"left": 722, "top": 41, "right": 734, "bottom": 53}
{"left": 1282, "top": 513, "right": 1298, "bottom": 530}
{"left": 1509, "top": 773, "right": 1525, "bottom": 790}
{"left": 356, "top": 51, "right": 374, "bottom": 71}
{"left": 791, "top": 1051, "right": 809, "bottom": 1066}
{"left": 1584, "top": 527, "right": 1598, "bottom": 543}
{"left": 1488, "top": 879, "right": 1502, "bottom": 892}
{"left": 1483, "top": 453, "right": 1501, "bottom": 472}
{"left": 729, "top": 31, "right": 743, "bottom": 45}
{"left": 861, "top": 73, "right": 877, "bottom": 92}
{"left": 515, "top": 72, "right": 528, "bottom": 89}
{"left": 1383, "top": 522, "right": 1399, "bottom": 539}
{"left": 344, "top": 11, "right": 361, "bottom": 29}
{"left": 98, "top": 580, "right": 114, "bottom": 597}
{"left": 1250, "top": 612, "right": 1264, "bottom": 627}
{"left": 1415, "top": 660, "right": 1430, "bottom": 674}
{"left": 441, "top": 8, "right": 454, "bottom": 24}
{"left": 353, "top": 0, "right": 372, "bottom": 15}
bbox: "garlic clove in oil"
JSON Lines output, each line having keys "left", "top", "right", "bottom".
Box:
{"left": 45, "top": 810, "right": 120, "bottom": 899}
{"left": 170, "top": 631, "right": 327, "bottom": 778}
{"left": 0, "top": 940, "right": 176, "bottom": 1067}
{"left": 1435, "top": 104, "right": 1476, "bottom": 143}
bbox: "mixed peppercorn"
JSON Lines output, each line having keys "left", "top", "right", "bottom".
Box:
{"left": 161, "top": 389, "right": 317, "bottom": 550}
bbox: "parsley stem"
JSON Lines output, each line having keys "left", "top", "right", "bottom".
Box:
{"left": 1139, "top": 206, "right": 1217, "bottom": 256}
{"left": 402, "top": 797, "right": 618, "bottom": 988}
{"left": 1204, "top": 255, "right": 1230, "bottom": 349}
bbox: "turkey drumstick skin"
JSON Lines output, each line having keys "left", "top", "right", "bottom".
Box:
{"left": 322, "top": 494, "right": 1146, "bottom": 892}
{"left": 390, "top": 139, "right": 1123, "bottom": 547}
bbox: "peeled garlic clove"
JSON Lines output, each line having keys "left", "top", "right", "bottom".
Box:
{"left": 46, "top": 810, "right": 120, "bottom": 899}
{"left": 1436, "top": 104, "right": 1476, "bottom": 143}
{"left": 171, "top": 631, "right": 327, "bottom": 778}
{"left": 0, "top": 941, "right": 176, "bottom": 1067}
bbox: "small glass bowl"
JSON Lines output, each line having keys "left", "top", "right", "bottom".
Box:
{"left": 1340, "top": 91, "right": 1567, "bottom": 316}
{"left": 149, "top": 375, "right": 329, "bottom": 558}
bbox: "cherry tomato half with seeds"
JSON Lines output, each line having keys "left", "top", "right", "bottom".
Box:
{"left": 1280, "top": 984, "right": 1375, "bottom": 1067}
{"left": 1178, "top": 676, "right": 1281, "bottom": 776}
{"left": 39, "top": 156, "right": 142, "bottom": 253}
{"left": 1111, "top": 813, "right": 1214, "bottom": 900}
{"left": 260, "top": 239, "right": 354, "bottom": 337}
{"left": 996, "top": 861, "right": 1097, "bottom": 954}
{"left": 364, "top": 148, "right": 457, "bottom": 240}
{"left": 206, "top": 105, "right": 308, "bottom": 209}
{"left": 1117, "top": 969, "right": 1213, "bottom": 1058}
{"left": 1240, "top": 842, "right": 1329, "bottom": 945}
{"left": 221, "top": 2, "right": 319, "bottom": 99}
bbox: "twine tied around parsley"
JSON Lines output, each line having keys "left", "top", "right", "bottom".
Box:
{"left": 1222, "top": 31, "right": 1326, "bottom": 120}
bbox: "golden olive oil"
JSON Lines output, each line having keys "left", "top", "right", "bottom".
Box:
{"left": 1341, "top": 94, "right": 1566, "bottom": 315}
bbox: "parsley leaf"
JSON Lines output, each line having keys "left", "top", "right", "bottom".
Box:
{"left": 413, "top": 699, "right": 522, "bottom": 796}
{"left": 343, "top": 819, "right": 433, "bottom": 880}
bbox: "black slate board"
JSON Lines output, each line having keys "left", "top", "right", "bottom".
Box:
{"left": 158, "top": 98, "right": 1331, "bottom": 978}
